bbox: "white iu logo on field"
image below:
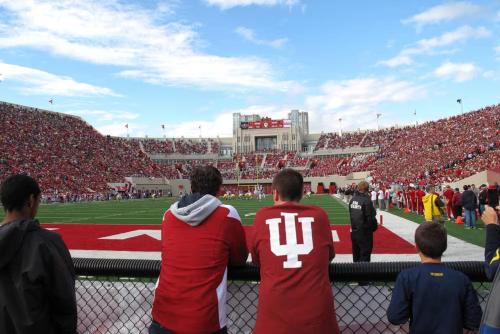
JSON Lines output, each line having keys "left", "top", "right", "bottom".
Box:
{"left": 266, "top": 212, "right": 314, "bottom": 269}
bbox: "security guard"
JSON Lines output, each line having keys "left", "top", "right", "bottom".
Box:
{"left": 349, "top": 181, "right": 378, "bottom": 262}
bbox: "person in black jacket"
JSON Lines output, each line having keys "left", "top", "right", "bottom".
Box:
{"left": 349, "top": 181, "right": 378, "bottom": 262}
{"left": 0, "top": 174, "right": 76, "bottom": 334}
{"left": 461, "top": 185, "right": 478, "bottom": 229}
{"left": 480, "top": 206, "right": 500, "bottom": 333}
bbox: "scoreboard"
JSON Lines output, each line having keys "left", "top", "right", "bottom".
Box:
{"left": 240, "top": 118, "right": 291, "bottom": 129}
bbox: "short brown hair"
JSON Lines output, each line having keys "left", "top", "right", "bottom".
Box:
{"left": 358, "top": 181, "right": 369, "bottom": 193}
{"left": 415, "top": 223, "right": 447, "bottom": 259}
{"left": 190, "top": 166, "right": 222, "bottom": 196}
{"left": 272, "top": 169, "right": 303, "bottom": 202}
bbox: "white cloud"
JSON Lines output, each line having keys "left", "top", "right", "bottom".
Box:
{"left": 434, "top": 62, "right": 479, "bottom": 82}
{"left": 403, "top": 2, "right": 482, "bottom": 29}
{"left": 496, "top": 45, "right": 500, "bottom": 54}
{"left": 204, "top": 0, "right": 299, "bottom": 10}
{"left": 379, "top": 26, "right": 491, "bottom": 67}
{"left": 378, "top": 55, "right": 413, "bottom": 68}
{"left": 0, "top": 0, "right": 291, "bottom": 91}
{"left": 0, "top": 62, "right": 118, "bottom": 96}
{"left": 235, "top": 26, "right": 288, "bottom": 49}
{"left": 305, "top": 77, "right": 426, "bottom": 131}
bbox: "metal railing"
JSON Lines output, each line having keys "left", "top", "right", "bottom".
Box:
{"left": 74, "top": 259, "right": 491, "bottom": 334}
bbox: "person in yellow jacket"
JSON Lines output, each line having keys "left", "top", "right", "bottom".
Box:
{"left": 422, "top": 185, "right": 445, "bottom": 223}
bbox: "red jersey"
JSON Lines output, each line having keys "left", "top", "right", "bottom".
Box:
{"left": 152, "top": 197, "right": 248, "bottom": 334}
{"left": 251, "top": 202, "right": 340, "bottom": 334}
{"left": 443, "top": 188, "right": 454, "bottom": 202}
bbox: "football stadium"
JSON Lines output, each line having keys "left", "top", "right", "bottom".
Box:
{"left": 0, "top": 1, "right": 499, "bottom": 334}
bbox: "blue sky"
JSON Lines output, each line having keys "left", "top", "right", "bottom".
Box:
{"left": 0, "top": 0, "right": 498, "bottom": 138}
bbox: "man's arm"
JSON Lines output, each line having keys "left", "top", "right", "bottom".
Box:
{"left": 250, "top": 211, "right": 262, "bottom": 266}
{"left": 320, "top": 210, "right": 335, "bottom": 261}
{"left": 387, "top": 272, "right": 411, "bottom": 325}
{"left": 363, "top": 198, "right": 378, "bottom": 231}
{"left": 462, "top": 278, "right": 482, "bottom": 330}
{"left": 43, "top": 233, "right": 77, "bottom": 334}
{"left": 223, "top": 205, "right": 249, "bottom": 266}
{"left": 482, "top": 207, "right": 500, "bottom": 280}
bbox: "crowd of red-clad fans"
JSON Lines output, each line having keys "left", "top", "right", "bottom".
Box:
{"left": 0, "top": 101, "right": 498, "bottom": 197}
{"left": 0, "top": 103, "right": 168, "bottom": 197}
{"left": 140, "top": 138, "right": 218, "bottom": 155}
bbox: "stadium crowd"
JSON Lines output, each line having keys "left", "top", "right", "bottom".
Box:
{"left": 0, "top": 101, "right": 498, "bottom": 200}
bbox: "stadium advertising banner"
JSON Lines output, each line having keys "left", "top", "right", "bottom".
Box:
{"left": 240, "top": 118, "right": 291, "bottom": 129}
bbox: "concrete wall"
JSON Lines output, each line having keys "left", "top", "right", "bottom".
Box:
{"left": 444, "top": 169, "right": 500, "bottom": 189}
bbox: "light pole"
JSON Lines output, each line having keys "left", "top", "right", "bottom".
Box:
{"left": 457, "top": 99, "right": 463, "bottom": 114}
{"left": 338, "top": 118, "right": 343, "bottom": 137}
{"left": 376, "top": 113, "right": 382, "bottom": 131}
{"left": 413, "top": 110, "right": 417, "bottom": 127}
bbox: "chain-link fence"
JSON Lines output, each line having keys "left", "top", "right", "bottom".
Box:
{"left": 74, "top": 259, "right": 491, "bottom": 334}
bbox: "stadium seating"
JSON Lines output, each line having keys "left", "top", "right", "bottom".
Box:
{"left": 1, "top": 101, "right": 498, "bottom": 196}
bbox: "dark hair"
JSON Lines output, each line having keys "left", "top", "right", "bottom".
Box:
{"left": 0, "top": 174, "right": 41, "bottom": 212}
{"left": 272, "top": 169, "right": 303, "bottom": 202}
{"left": 190, "top": 166, "right": 222, "bottom": 196}
{"left": 463, "top": 185, "right": 469, "bottom": 191}
{"left": 415, "top": 223, "right": 447, "bottom": 259}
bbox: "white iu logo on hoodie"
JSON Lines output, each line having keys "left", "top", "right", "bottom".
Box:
{"left": 266, "top": 212, "right": 314, "bottom": 269}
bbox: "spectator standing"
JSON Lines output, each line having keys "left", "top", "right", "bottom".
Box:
{"left": 480, "top": 206, "right": 500, "bottom": 333}
{"left": 150, "top": 166, "right": 248, "bottom": 334}
{"left": 443, "top": 185, "right": 455, "bottom": 221}
{"left": 422, "top": 185, "right": 445, "bottom": 224}
{"left": 371, "top": 188, "right": 377, "bottom": 209}
{"left": 378, "top": 188, "right": 385, "bottom": 210}
{"left": 384, "top": 187, "right": 391, "bottom": 211}
{"left": 349, "top": 181, "right": 378, "bottom": 262}
{"left": 487, "top": 183, "right": 499, "bottom": 209}
{"left": 452, "top": 188, "right": 463, "bottom": 219}
{"left": 251, "top": 169, "right": 340, "bottom": 334}
{"left": 462, "top": 185, "right": 478, "bottom": 229}
{"left": 0, "top": 174, "right": 76, "bottom": 334}
{"left": 387, "top": 223, "right": 482, "bottom": 333}
{"left": 479, "top": 185, "right": 488, "bottom": 216}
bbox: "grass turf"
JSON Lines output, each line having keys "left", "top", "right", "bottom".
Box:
{"left": 0, "top": 194, "right": 351, "bottom": 226}
{"left": 388, "top": 207, "right": 486, "bottom": 247}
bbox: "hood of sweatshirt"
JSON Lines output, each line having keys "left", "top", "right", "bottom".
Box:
{"left": 422, "top": 193, "right": 435, "bottom": 206}
{"left": 0, "top": 219, "right": 39, "bottom": 269}
{"left": 169, "top": 193, "right": 222, "bottom": 227}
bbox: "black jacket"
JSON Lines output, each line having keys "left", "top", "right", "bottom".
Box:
{"left": 0, "top": 219, "right": 77, "bottom": 334}
{"left": 461, "top": 190, "right": 478, "bottom": 210}
{"left": 481, "top": 224, "right": 500, "bottom": 332}
{"left": 349, "top": 192, "right": 378, "bottom": 233}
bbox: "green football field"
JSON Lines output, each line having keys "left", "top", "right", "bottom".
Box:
{"left": 0, "top": 194, "right": 351, "bottom": 226}
{"left": 0, "top": 195, "right": 485, "bottom": 247}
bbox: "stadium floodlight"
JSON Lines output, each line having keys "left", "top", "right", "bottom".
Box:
{"left": 457, "top": 98, "right": 463, "bottom": 114}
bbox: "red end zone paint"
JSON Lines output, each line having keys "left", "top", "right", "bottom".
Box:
{"left": 42, "top": 224, "right": 415, "bottom": 254}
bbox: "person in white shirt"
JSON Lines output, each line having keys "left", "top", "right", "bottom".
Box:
{"left": 378, "top": 188, "right": 385, "bottom": 210}
{"left": 371, "top": 189, "right": 378, "bottom": 209}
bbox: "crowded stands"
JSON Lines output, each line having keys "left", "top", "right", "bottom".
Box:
{"left": 0, "top": 101, "right": 498, "bottom": 195}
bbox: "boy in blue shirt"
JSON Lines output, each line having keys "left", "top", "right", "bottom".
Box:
{"left": 387, "top": 223, "right": 482, "bottom": 333}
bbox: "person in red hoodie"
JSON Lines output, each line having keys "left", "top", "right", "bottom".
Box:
{"left": 443, "top": 185, "right": 455, "bottom": 221}
{"left": 150, "top": 166, "right": 248, "bottom": 334}
{"left": 452, "top": 188, "right": 463, "bottom": 219}
{"left": 416, "top": 186, "right": 426, "bottom": 216}
{"left": 251, "top": 169, "right": 340, "bottom": 334}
